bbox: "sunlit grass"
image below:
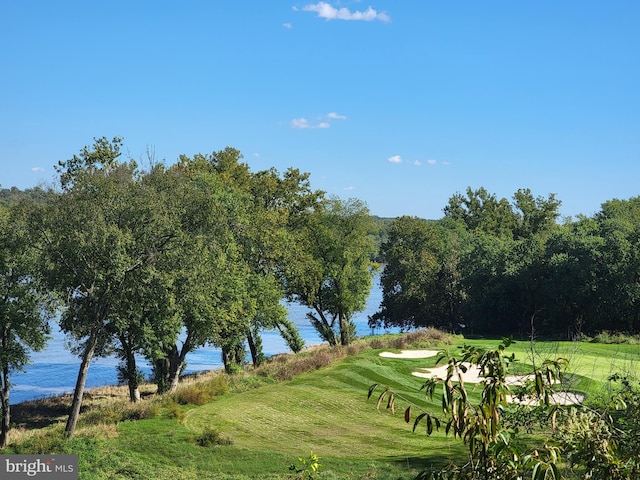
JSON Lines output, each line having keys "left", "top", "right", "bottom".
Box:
{"left": 6, "top": 330, "right": 640, "bottom": 479}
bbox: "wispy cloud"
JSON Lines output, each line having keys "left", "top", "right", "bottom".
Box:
{"left": 388, "top": 156, "right": 444, "bottom": 167}
{"left": 283, "top": 22, "right": 293, "bottom": 29}
{"left": 300, "top": 2, "right": 391, "bottom": 22}
{"left": 290, "top": 112, "right": 347, "bottom": 129}
{"left": 344, "top": 185, "right": 356, "bottom": 191}
{"left": 31, "top": 167, "right": 45, "bottom": 172}
{"left": 327, "top": 112, "right": 347, "bottom": 120}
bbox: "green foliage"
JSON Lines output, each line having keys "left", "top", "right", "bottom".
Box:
{"left": 195, "top": 426, "right": 233, "bottom": 447}
{"left": 288, "top": 197, "right": 377, "bottom": 346}
{"left": 371, "top": 339, "right": 567, "bottom": 479}
{"left": 162, "top": 399, "right": 186, "bottom": 423}
{"left": 371, "top": 216, "right": 465, "bottom": 332}
{"left": 172, "top": 376, "right": 230, "bottom": 406}
{"left": 0, "top": 202, "right": 54, "bottom": 447}
{"left": 555, "top": 375, "right": 640, "bottom": 479}
{"left": 591, "top": 331, "right": 640, "bottom": 345}
{"left": 289, "top": 451, "right": 322, "bottom": 479}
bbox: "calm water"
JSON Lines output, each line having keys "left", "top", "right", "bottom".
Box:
{"left": 10, "top": 278, "right": 393, "bottom": 405}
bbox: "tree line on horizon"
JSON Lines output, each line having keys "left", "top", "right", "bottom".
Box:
{"left": 371, "top": 186, "right": 640, "bottom": 340}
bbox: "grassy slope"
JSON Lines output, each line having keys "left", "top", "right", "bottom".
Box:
{"left": 6, "top": 336, "right": 640, "bottom": 479}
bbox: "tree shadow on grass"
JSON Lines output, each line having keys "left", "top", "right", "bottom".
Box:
{"left": 11, "top": 394, "right": 72, "bottom": 429}
{"left": 384, "top": 453, "right": 462, "bottom": 475}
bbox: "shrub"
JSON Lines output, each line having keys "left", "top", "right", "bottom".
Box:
{"left": 163, "top": 400, "right": 185, "bottom": 423}
{"left": 592, "top": 331, "right": 640, "bottom": 345}
{"left": 195, "top": 426, "right": 233, "bottom": 447}
{"left": 174, "top": 385, "right": 213, "bottom": 406}
{"left": 206, "top": 375, "right": 229, "bottom": 396}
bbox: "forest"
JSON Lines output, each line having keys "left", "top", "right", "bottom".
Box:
{"left": 372, "top": 186, "right": 640, "bottom": 340}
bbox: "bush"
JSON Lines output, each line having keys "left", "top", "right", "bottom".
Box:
{"left": 174, "top": 385, "right": 214, "bottom": 406}
{"left": 79, "top": 399, "right": 159, "bottom": 426}
{"left": 163, "top": 400, "right": 185, "bottom": 423}
{"left": 591, "top": 331, "right": 640, "bottom": 345}
{"left": 195, "top": 426, "right": 233, "bottom": 447}
{"left": 206, "top": 375, "right": 229, "bottom": 396}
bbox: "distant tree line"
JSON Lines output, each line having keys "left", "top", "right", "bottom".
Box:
{"left": 0, "top": 137, "right": 377, "bottom": 444}
{"left": 371, "top": 186, "right": 640, "bottom": 339}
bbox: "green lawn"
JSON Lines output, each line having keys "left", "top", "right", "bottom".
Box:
{"left": 7, "top": 336, "right": 640, "bottom": 479}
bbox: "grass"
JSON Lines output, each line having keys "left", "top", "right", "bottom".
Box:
{"left": 3, "top": 329, "right": 640, "bottom": 479}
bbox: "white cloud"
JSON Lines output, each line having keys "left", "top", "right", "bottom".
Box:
{"left": 427, "top": 159, "right": 437, "bottom": 165}
{"left": 388, "top": 155, "right": 402, "bottom": 164}
{"left": 302, "top": 2, "right": 391, "bottom": 22}
{"left": 283, "top": 22, "right": 293, "bottom": 29}
{"left": 327, "top": 112, "right": 347, "bottom": 120}
{"left": 291, "top": 118, "right": 312, "bottom": 129}
{"left": 290, "top": 112, "right": 346, "bottom": 129}
{"left": 414, "top": 160, "right": 422, "bottom": 166}
{"left": 344, "top": 185, "right": 356, "bottom": 191}
{"left": 31, "top": 167, "right": 45, "bottom": 172}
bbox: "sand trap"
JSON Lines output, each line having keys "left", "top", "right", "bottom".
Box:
{"left": 379, "top": 350, "right": 440, "bottom": 359}
{"left": 508, "top": 392, "right": 585, "bottom": 406}
{"left": 411, "top": 364, "right": 583, "bottom": 405}
{"left": 411, "top": 363, "right": 483, "bottom": 382}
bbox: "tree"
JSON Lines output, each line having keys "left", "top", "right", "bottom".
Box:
{"left": 288, "top": 198, "right": 377, "bottom": 346}
{"left": 0, "top": 203, "right": 53, "bottom": 448}
{"left": 36, "top": 138, "right": 178, "bottom": 434}
{"left": 444, "top": 187, "right": 517, "bottom": 238}
{"left": 371, "top": 216, "right": 464, "bottom": 331}
{"left": 141, "top": 158, "right": 251, "bottom": 388}
{"left": 512, "top": 188, "right": 561, "bottom": 239}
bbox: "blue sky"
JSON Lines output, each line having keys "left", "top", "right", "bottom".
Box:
{"left": 1, "top": 1, "right": 638, "bottom": 219}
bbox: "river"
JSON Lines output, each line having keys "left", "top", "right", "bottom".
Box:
{"left": 9, "top": 278, "right": 392, "bottom": 405}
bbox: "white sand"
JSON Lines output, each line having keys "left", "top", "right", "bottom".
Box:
{"left": 410, "top": 364, "right": 583, "bottom": 405}
{"left": 379, "top": 350, "right": 440, "bottom": 359}
{"left": 411, "top": 363, "right": 483, "bottom": 382}
{"left": 379, "top": 349, "right": 583, "bottom": 405}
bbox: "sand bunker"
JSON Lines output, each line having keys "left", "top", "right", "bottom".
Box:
{"left": 379, "top": 350, "right": 583, "bottom": 405}
{"left": 379, "top": 350, "right": 440, "bottom": 359}
{"left": 410, "top": 363, "right": 583, "bottom": 405}
{"left": 411, "top": 363, "right": 483, "bottom": 382}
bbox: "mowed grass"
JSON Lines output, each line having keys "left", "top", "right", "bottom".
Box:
{"left": 179, "top": 349, "right": 463, "bottom": 479}
{"left": 7, "top": 332, "right": 640, "bottom": 479}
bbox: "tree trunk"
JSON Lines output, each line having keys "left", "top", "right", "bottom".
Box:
{"left": 221, "top": 347, "right": 233, "bottom": 373}
{"left": 153, "top": 358, "right": 170, "bottom": 394}
{"left": 0, "top": 368, "right": 10, "bottom": 449}
{"left": 167, "top": 350, "right": 184, "bottom": 393}
{"left": 339, "top": 314, "right": 348, "bottom": 346}
{"left": 119, "top": 334, "right": 140, "bottom": 402}
{"left": 65, "top": 332, "right": 97, "bottom": 438}
{"left": 247, "top": 328, "right": 265, "bottom": 367}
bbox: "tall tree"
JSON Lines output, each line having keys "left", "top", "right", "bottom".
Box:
{"left": 289, "top": 198, "right": 377, "bottom": 346}
{"left": 444, "top": 187, "right": 517, "bottom": 238}
{"left": 0, "top": 203, "right": 53, "bottom": 448}
{"left": 185, "top": 149, "right": 320, "bottom": 366}
{"left": 36, "top": 138, "right": 178, "bottom": 435}
{"left": 372, "top": 217, "right": 466, "bottom": 332}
